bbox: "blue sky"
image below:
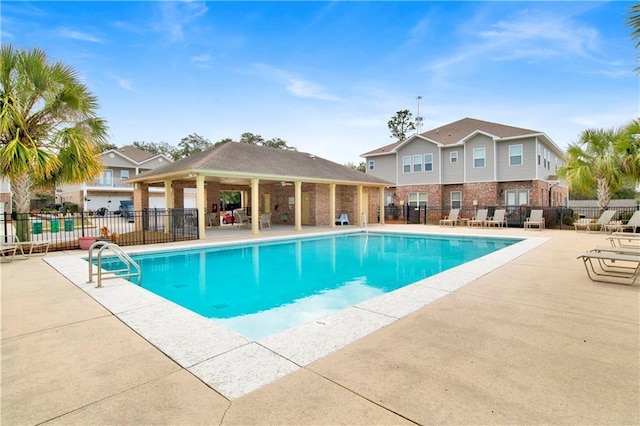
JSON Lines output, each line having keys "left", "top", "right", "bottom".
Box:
{"left": 2, "top": 1, "right": 638, "bottom": 164}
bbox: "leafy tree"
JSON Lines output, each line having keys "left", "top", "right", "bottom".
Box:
{"left": 388, "top": 109, "right": 416, "bottom": 142}
{"left": 0, "top": 45, "right": 108, "bottom": 239}
{"left": 263, "top": 137, "right": 289, "bottom": 149}
{"left": 344, "top": 161, "right": 366, "bottom": 172}
{"left": 558, "top": 127, "right": 625, "bottom": 210}
{"left": 101, "top": 142, "right": 118, "bottom": 151}
{"left": 239, "top": 132, "right": 265, "bottom": 145}
{"left": 131, "top": 141, "right": 176, "bottom": 157}
{"left": 174, "top": 133, "right": 212, "bottom": 159}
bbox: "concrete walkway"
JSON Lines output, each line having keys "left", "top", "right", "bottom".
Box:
{"left": 1, "top": 226, "right": 638, "bottom": 425}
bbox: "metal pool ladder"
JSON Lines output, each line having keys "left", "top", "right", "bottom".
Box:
{"left": 87, "top": 241, "right": 141, "bottom": 288}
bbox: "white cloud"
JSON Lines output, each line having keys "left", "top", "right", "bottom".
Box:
{"left": 107, "top": 73, "right": 133, "bottom": 91}
{"left": 251, "top": 63, "right": 342, "bottom": 102}
{"left": 191, "top": 53, "right": 213, "bottom": 67}
{"left": 57, "top": 27, "right": 102, "bottom": 43}
{"left": 156, "top": 1, "right": 208, "bottom": 42}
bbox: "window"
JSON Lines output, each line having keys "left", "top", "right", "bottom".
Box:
{"left": 537, "top": 143, "right": 541, "bottom": 165}
{"left": 509, "top": 145, "right": 523, "bottom": 166}
{"left": 120, "top": 170, "right": 130, "bottom": 179}
{"left": 368, "top": 160, "right": 375, "bottom": 171}
{"left": 543, "top": 149, "right": 547, "bottom": 168}
{"left": 450, "top": 151, "right": 458, "bottom": 163}
{"left": 408, "top": 192, "right": 428, "bottom": 207}
{"left": 451, "top": 191, "right": 462, "bottom": 209}
{"left": 413, "top": 155, "right": 422, "bottom": 172}
{"left": 403, "top": 156, "right": 411, "bottom": 173}
{"left": 473, "top": 148, "right": 485, "bottom": 168}
{"left": 97, "top": 170, "right": 113, "bottom": 186}
{"left": 424, "top": 153, "right": 433, "bottom": 171}
{"left": 506, "top": 190, "right": 528, "bottom": 206}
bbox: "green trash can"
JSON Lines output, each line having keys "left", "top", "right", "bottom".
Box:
{"left": 50, "top": 219, "right": 59, "bottom": 233}
{"left": 64, "top": 219, "right": 74, "bottom": 231}
{"left": 33, "top": 221, "right": 42, "bottom": 235}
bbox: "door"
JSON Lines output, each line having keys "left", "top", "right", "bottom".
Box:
{"left": 301, "top": 192, "right": 311, "bottom": 225}
{"left": 262, "top": 194, "right": 270, "bottom": 214}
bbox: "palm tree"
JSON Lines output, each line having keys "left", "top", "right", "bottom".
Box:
{"left": 0, "top": 45, "right": 108, "bottom": 240}
{"left": 629, "top": 3, "right": 640, "bottom": 71}
{"left": 617, "top": 118, "right": 640, "bottom": 180}
{"left": 558, "top": 127, "right": 625, "bottom": 210}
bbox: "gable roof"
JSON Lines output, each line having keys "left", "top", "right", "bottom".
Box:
{"left": 128, "top": 142, "right": 391, "bottom": 186}
{"left": 101, "top": 146, "right": 172, "bottom": 165}
{"left": 362, "top": 117, "right": 561, "bottom": 157}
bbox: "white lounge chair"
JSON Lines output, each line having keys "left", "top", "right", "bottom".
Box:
{"left": 524, "top": 209, "right": 544, "bottom": 230}
{"left": 607, "top": 232, "right": 640, "bottom": 248}
{"left": 2, "top": 235, "right": 50, "bottom": 258}
{"left": 439, "top": 209, "right": 460, "bottom": 227}
{"left": 0, "top": 240, "right": 18, "bottom": 262}
{"left": 574, "top": 210, "right": 617, "bottom": 233}
{"left": 234, "top": 210, "right": 250, "bottom": 229}
{"left": 469, "top": 209, "right": 488, "bottom": 227}
{"left": 484, "top": 209, "right": 507, "bottom": 228}
{"left": 616, "top": 210, "right": 640, "bottom": 234}
{"left": 578, "top": 250, "right": 640, "bottom": 285}
{"left": 335, "top": 213, "right": 350, "bottom": 225}
{"left": 259, "top": 213, "right": 272, "bottom": 230}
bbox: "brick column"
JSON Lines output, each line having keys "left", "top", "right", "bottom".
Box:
{"left": 133, "top": 183, "right": 149, "bottom": 233}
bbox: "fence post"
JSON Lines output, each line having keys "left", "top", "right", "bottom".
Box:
{"left": 80, "top": 210, "right": 85, "bottom": 237}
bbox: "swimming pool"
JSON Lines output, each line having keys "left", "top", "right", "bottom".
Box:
{"left": 99, "top": 232, "right": 520, "bottom": 339}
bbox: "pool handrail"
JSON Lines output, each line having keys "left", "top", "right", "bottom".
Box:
{"left": 88, "top": 241, "right": 141, "bottom": 288}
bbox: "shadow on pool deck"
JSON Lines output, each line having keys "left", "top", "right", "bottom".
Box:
{"left": 1, "top": 225, "right": 639, "bottom": 425}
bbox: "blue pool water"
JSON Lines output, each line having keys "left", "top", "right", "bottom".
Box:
{"left": 99, "top": 232, "right": 519, "bottom": 339}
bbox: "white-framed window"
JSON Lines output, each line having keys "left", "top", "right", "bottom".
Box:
{"left": 506, "top": 189, "right": 529, "bottom": 206}
{"left": 120, "top": 169, "right": 130, "bottom": 179}
{"left": 543, "top": 148, "right": 547, "bottom": 168}
{"left": 97, "top": 170, "right": 113, "bottom": 186}
{"left": 473, "top": 148, "right": 486, "bottom": 168}
{"left": 424, "top": 153, "right": 433, "bottom": 171}
{"left": 368, "top": 160, "right": 375, "bottom": 170}
{"left": 403, "top": 156, "right": 411, "bottom": 173}
{"left": 413, "top": 155, "right": 422, "bottom": 172}
{"left": 509, "top": 144, "right": 523, "bottom": 166}
{"left": 450, "top": 151, "right": 458, "bottom": 163}
{"left": 408, "top": 192, "right": 428, "bottom": 207}
{"left": 451, "top": 191, "right": 462, "bottom": 209}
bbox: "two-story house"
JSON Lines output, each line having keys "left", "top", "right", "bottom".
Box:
{"left": 362, "top": 117, "right": 568, "bottom": 211}
{"left": 57, "top": 146, "right": 173, "bottom": 212}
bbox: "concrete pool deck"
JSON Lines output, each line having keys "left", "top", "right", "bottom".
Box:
{"left": 2, "top": 225, "right": 639, "bottom": 424}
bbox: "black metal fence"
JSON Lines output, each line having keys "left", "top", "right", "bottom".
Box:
{"left": 385, "top": 204, "right": 639, "bottom": 229}
{"left": 2, "top": 208, "right": 199, "bottom": 251}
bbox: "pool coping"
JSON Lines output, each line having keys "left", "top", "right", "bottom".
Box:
{"left": 44, "top": 229, "right": 548, "bottom": 399}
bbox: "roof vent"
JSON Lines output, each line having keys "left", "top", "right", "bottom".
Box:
{"left": 308, "top": 154, "right": 315, "bottom": 159}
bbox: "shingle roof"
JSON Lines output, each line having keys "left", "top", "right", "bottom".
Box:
{"left": 362, "top": 117, "right": 544, "bottom": 156}
{"left": 112, "top": 146, "right": 158, "bottom": 163}
{"left": 130, "top": 142, "right": 391, "bottom": 185}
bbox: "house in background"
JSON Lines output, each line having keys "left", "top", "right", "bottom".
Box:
{"left": 361, "top": 117, "right": 568, "bottom": 212}
{"left": 0, "top": 177, "right": 11, "bottom": 214}
{"left": 57, "top": 146, "right": 173, "bottom": 212}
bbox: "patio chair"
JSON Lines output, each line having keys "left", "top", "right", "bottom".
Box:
{"left": 439, "top": 209, "right": 460, "bottom": 227}
{"left": 335, "top": 213, "right": 350, "bottom": 226}
{"left": 575, "top": 210, "right": 617, "bottom": 233}
{"left": 484, "top": 209, "right": 507, "bottom": 228}
{"left": 577, "top": 250, "right": 640, "bottom": 285}
{"left": 468, "top": 209, "right": 488, "bottom": 227}
{"left": 616, "top": 210, "right": 640, "bottom": 234}
{"left": 234, "top": 210, "right": 250, "bottom": 229}
{"left": 2, "top": 234, "right": 50, "bottom": 258}
{"left": 607, "top": 232, "right": 640, "bottom": 248}
{"left": 0, "top": 240, "right": 18, "bottom": 262}
{"left": 524, "top": 209, "right": 545, "bottom": 230}
{"left": 259, "top": 213, "right": 272, "bottom": 230}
